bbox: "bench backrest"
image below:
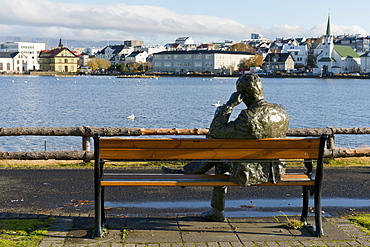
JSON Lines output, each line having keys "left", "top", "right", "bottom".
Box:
{"left": 94, "top": 134, "right": 327, "bottom": 162}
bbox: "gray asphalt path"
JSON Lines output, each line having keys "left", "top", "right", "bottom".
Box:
{"left": 1, "top": 167, "right": 369, "bottom": 216}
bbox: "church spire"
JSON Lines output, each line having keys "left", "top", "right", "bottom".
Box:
{"left": 58, "top": 39, "right": 63, "bottom": 48}
{"left": 326, "top": 15, "right": 331, "bottom": 36}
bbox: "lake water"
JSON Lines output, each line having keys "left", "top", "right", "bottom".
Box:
{"left": 1, "top": 75, "right": 369, "bottom": 152}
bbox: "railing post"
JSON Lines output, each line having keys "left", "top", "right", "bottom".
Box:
{"left": 82, "top": 136, "right": 91, "bottom": 162}
{"left": 327, "top": 128, "right": 335, "bottom": 158}
{"left": 82, "top": 136, "right": 91, "bottom": 151}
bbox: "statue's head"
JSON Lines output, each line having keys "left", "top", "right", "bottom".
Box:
{"left": 236, "top": 74, "right": 265, "bottom": 107}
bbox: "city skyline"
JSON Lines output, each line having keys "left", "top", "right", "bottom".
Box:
{"left": 0, "top": 0, "right": 369, "bottom": 46}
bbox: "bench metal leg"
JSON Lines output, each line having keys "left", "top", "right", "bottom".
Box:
{"left": 314, "top": 185, "right": 324, "bottom": 236}
{"left": 301, "top": 185, "right": 324, "bottom": 237}
{"left": 94, "top": 182, "right": 103, "bottom": 238}
{"left": 301, "top": 185, "right": 309, "bottom": 224}
{"left": 94, "top": 134, "right": 104, "bottom": 238}
{"left": 101, "top": 186, "right": 106, "bottom": 226}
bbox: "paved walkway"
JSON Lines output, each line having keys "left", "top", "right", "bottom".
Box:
{"left": 1, "top": 211, "right": 370, "bottom": 246}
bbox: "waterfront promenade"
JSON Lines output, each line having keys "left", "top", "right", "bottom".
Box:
{"left": 2, "top": 210, "right": 369, "bottom": 246}
{"left": 1, "top": 167, "right": 369, "bottom": 246}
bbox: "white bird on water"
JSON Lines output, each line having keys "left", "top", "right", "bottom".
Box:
{"left": 212, "top": 100, "right": 221, "bottom": 107}
{"left": 127, "top": 114, "right": 135, "bottom": 120}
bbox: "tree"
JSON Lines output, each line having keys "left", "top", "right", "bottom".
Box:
{"left": 239, "top": 55, "right": 264, "bottom": 69}
{"left": 115, "top": 63, "right": 129, "bottom": 73}
{"left": 87, "top": 58, "right": 110, "bottom": 71}
{"left": 127, "top": 63, "right": 139, "bottom": 72}
{"left": 306, "top": 54, "right": 317, "bottom": 69}
{"left": 228, "top": 43, "right": 256, "bottom": 53}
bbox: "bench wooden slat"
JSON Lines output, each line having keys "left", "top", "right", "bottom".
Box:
{"left": 100, "top": 173, "right": 314, "bottom": 187}
{"left": 99, "top": 138, "right": 321, "bottom": 160}
{"left": 100, "top": 138, "right": 321, "bottom": 149}
{"left": 100, "top": 148, "right": 319, "bottom": 160}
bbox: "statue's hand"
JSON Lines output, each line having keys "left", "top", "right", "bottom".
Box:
{"left": 226, "top": 92, "right": 243, "bottom": 108}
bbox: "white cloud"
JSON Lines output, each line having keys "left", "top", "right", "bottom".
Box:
{"left": 0, "top": 0, "right": 368, "bottom": 45}
{"left": 0, "top": 0, "right": 250, "bottom": 42}
{"left": 0, "top": 24, "right": 13, "bottom": 34}
{"left": 265, "top": 25, "right": 309, "bottom": 39}
{"left": 310, "top": 23, "right": 369, "bottom": 37}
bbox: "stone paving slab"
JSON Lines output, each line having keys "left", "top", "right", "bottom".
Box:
{"left": 178, "top": 216, "right": 234, "bottom": 230}
{"left": 125, "top": 229, "right": 182, "bottom": 243}
{"left": 125, "top": 217, "right": 179, "bottom": 230}
{"left": 181, "top": 229, "right": 240, "bottom": 243}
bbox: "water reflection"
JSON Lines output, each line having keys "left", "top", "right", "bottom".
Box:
{"left": 106, "top": 198, "right": 370, "bottom": 209}
{"left": 105, "top": 198, "right": 370, "bottom": 217}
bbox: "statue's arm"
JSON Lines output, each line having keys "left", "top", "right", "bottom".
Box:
{"left": 209, "top": 105, "right": 248, "bottom": 139}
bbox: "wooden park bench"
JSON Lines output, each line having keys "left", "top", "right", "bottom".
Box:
{"left": 93, "top": 133, "right": 327, "bottom": 238}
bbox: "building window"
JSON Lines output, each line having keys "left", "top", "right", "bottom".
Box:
{"left": 154, "top": 62, "right": 161, "bottom": 67}
{"left": 194, "top": 62, "right": 202, "bottom": 67}
{"left": 184, "top": 62, "right": 191, "bottom": 66}
{"left": 194, "top": 54, "right": 202, "bottom": 59}
{"left": 164, "top": 55, "right": 171, "bottom": 60}
{"left": 174, "top": 55, "right": 181, "bottom": 59}
{"left": 164, "top": 62, "right": 171, "bottom": 67}
{"left": 205, "top": 55, "right": 212, "bottom": 59}
{"left": 184, "top": 55, "right": 191, "bottom": 59}
{"left": 0, "top": 63, "right": 3, "bottom": 70}
{"left": 65, "top": 59, "right": 68, "bottom": 63}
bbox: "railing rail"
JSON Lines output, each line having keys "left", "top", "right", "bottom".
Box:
{"left": 1, "top": 126, "right": 370, "bottom": 161}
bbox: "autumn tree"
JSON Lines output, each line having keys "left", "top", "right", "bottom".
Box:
{"left": 127, "top": 63, "right": 139, "bottom": 72}
{"left": 228, "top": 43, "right": 256, "bottom": 54}
{"left": 239, "top": 55, "right": 264, "bottom": 69}
{"left": 87, "top": 58, "right": 110, "bottom": 71}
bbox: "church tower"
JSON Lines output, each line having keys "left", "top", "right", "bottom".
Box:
{"left": 315, "top": 15, "right": 335, "bottom": 74}
{"left": 322, "top": 15, "right": 334, "bottom": 58}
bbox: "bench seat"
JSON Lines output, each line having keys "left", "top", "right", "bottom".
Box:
{"left": 101, "top": 173, "right": 315, "bottom": 187}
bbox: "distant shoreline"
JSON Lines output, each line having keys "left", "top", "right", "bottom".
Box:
{"left": 1, "top": 72, "right": 370, "bottom": 79}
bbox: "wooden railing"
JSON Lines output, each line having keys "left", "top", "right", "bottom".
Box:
{"left": 0, "top": 126, "right": 370, "bottom": 161}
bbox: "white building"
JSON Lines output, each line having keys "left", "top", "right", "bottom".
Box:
{"left": 0, "top": 52, "right": 28, "bottom": 73}
{"left": 1, "top": 42, "right": 45, "bottom": 70}
{"left": 139, "top": 45, "right": 166, "bottom": 55}
{"left": 165, "top": 37, "right": 197, "bottom": 51}
{"left": 152, "top": 50, "right": 254, "bottom": 75}
{"left": 84, "top": 47, "right": 102, "bottom": 56}
{"left": 125, "top": 51, "right": 149, "bottom": 64}
{"left": 175, "top": 37, "right": 195, "bottom": 45}
{"left": 281, "top": 43, "right": 308, "bottom": 67}
{"left": 314, "top": 16, "right": 361, "bottom": 75}
{"left": 360, "top": 51, "right": 370, "bottom": 73}
{"left": 96, "top": 45, "right": 134, "bottom": 65}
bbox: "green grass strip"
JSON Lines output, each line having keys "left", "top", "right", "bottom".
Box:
{"left": 0, "top": 218, "right": 54, "bottom": 247}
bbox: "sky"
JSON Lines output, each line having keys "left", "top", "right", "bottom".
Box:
{"left": 0, "top": 0, "right": 369, "bottom": 46}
